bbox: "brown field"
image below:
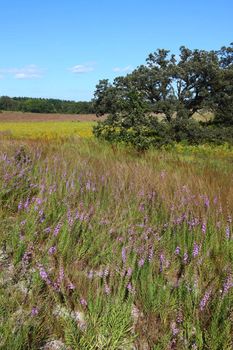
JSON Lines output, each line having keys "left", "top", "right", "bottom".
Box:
{"left": 0, "top": 111, "right": 105, "bottom": 122}
{"left": 0, "top": 110, "right": 213, "bottom": 123}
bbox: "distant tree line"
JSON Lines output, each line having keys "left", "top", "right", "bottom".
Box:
{"left": 0, "top": 96, "right": 95, "bottom": 114}
{"left": 93, "top": 43, "right": 233, "bottom": 149}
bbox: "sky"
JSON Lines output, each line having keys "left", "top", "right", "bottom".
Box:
{"left": 0, "top": 0, "right": 232, "bottom": 101}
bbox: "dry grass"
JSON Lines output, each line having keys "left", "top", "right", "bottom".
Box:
{"left": 0, "top": 111, "right": 105, "bottom": 122}
{"left": 0, "top": 139, "right": 233, "bottom": 349}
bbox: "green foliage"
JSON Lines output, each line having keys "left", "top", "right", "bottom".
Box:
{"left": 93, "top": 43, "right": 233, "bottom": 149}
{"left": 213, "top": 44, "right": 233, "bottom": 126}
{"left": 0, "top": 96, "right": 95, "bottom": 114}
{"left": 94, "top": 114, "right": 233, "bottom": 151}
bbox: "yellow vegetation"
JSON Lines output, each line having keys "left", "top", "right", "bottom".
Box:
{"left": 0, "top": 121, "right": 95, "bottom": 140}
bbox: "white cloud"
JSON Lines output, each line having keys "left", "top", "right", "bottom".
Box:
{"left": 69, "top": 63, "right": 95, "bottom": 74}
{"left": 0, "top": 65, "right": 44, "bottom": 79}
{"left": 113, "top": 65, "right": 132, "bottom": 73}
{"left": 14, "top": 65, "right": 42, "bottom": 79}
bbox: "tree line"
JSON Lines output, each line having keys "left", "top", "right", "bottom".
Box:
{"left": 93, "top": 43, "right": 233, "bottom": 149}
{"left": 0, "top": 96, "right": 95, "bottom": 114}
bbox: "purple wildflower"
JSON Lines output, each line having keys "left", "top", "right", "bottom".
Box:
{"left": 97, "top": 270, "right": 104, "bottom": 278}
{"left": 226, "top": 226, "right": 230, "bottom": 239}
{"left": 80, "top": 298, "right": 87, "bottom": 307}
{"left": 53, "top": 222, "right": 62, "bottom": 236}
{"left": 183, "top": 252, "right": 189, "bottom": 264}
{"left": 24, "top": 197, "right": 30, "bottom": 210}
{"left": 189, "top": 218, "right": 200, "bottom": 229}
{"left": 40, "top": 268, "right": 48, "bottom": 280}
{"left": 87, "top": 270, "right": 94, "bottom": 279}
{"left": 39, "top": 210, "right": 45, "bottom": 223}
{"left": 48, "top": 246, "right": 56, "bottom": 255}
{"left": 57, "top": 267, "right": 65, "bottom": 285}
{"left": 175, "top": 246, "right": 181, "bottom": 255}
{"left": 22, "top": 245, "right": 34, "bottom": 270}
{"left": 104, "top": 283, "right": 111, "bottom": 295}
{"left": 127, "top": 267, "right": 133, "bottom": 277}
{"left": 122, "top": 247, "right": 127, "bottom": 264}
{"left": 171, "top": 322, "right": 179, "bottom": 336}
{"left": 193, "top": 242, "right": 199, "bottom": 258}
{"left": 38, "top": 265, "right": 51, "bottom": 285}
{"left": 200, "top": 289, "right": 211, "bottom": 311}
{"left": 139, "top": 202, "right": 145, "bottom": 212}
{"left": 138, "top": 190, "right": 144, "bottom": 197}
{"left": 201, "top": 221, "right": 207, "bottom": 234}
{"left": 138, "top": 258, "right": 145, "bottom": 268}
{"left": 31, "top": 307, "right": 38, "bottom": 316}
{"left": 204, "top": 196, "right": 210, "bottom": 208}
{"left": 165, "top": 259, "right": 170, "bottom": 269}
{"left": 44, "top": 227, "right": 51, "bottom": 234}
{"left": 222, "top": 275, "right": 233, "bottom": 297}
{"left": 86, "top": 180, "right": 91, "bottom": 191}
{"left": 67, "top": 210, "right": 74, "bottom": 227}
{"left": 148, "top": 247, "right": 154, "bottom": 262}
{"left": 36, "top": 197, "right": 42, "bottom": 205}
{"left": 127, "top": 282, "right": 135, "bottom": 294}
{"left": 18, "top": 201, "right": 23, "bottom": 211}
{"left": 176, "top": 310, "right": 183, "bottom": 324}
{"left": 49, "top": 185, "right": 54, "bottom": 194}
{"left": 159, "top": 253, "right": 165, "bottom": 272}
{"left": 67, "top": 282, "right": 75, "bottom": 290}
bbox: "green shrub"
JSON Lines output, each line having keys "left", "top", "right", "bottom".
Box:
{"left": 94, "top": 115, "right": 233, "bottom": 150}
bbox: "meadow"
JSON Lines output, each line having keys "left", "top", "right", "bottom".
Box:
{"left": 0, "top": 121, "right": 233, "bottom": 349}
{"left": 0, "top": 121, "right": 94, "bottom": 140}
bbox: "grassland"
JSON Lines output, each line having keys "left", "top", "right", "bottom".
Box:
{"left": 0, "top": 111, "right": 101, "bottom": 122}
{"left": 0, "top": 112, "right": 106, "bottom": 139}
{"left": 0, "top": 121, "right": 95, "bottom": 139}
{"left": 0, "top": 122, "right": 233, "bottom": 349}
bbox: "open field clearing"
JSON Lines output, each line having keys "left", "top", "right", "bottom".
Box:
{"left": 0, "top": 110, "right": 212, "bottom": 123}
{"left": 0, "top": 111, "right": 102, "bottom": 122}
{"left": 0, "top": 121, "right": 95, "bottom": 139}
{"left": 0, "top": 137, "right": 233, "bottom": 349}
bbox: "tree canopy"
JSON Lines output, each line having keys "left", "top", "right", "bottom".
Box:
{"left": 93, "top": 44, "right": 233, "bottom": 149}
{"left": 0, "top": 96, "right": 95, "bottom": 114}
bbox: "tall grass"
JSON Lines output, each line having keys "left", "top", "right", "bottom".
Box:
{"left": 0, "top": 138, "right": 233, "bottom": 349}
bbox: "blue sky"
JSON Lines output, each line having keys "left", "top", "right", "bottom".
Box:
{"left": 0, "top": 0, "right": 232, "bottom": 101}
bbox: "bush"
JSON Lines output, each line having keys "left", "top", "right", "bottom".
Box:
{"left": 94, "top": 115, "right": 233, "bottom": 150}
{"left": 170, "top": 119, "right": 205, "bottom": 144}
{"left": 93, "top": 115, "right": 174, "bottom": 150}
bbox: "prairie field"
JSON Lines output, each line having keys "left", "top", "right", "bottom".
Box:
{"left": 0, "top": 112, "right": 105, "bottom": 139}
{"left": 0, "top": 121, "right": 95, "bottom": 140}
{"left": 0, "top": 111, "right": 100, "bottom": 122}
{"left": 0, "top": 126, "right": 233, "bottom": 349}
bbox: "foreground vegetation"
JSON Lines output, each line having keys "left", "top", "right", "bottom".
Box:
{"left": 0, "top": 137, "right": 233, "bottom": 349}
